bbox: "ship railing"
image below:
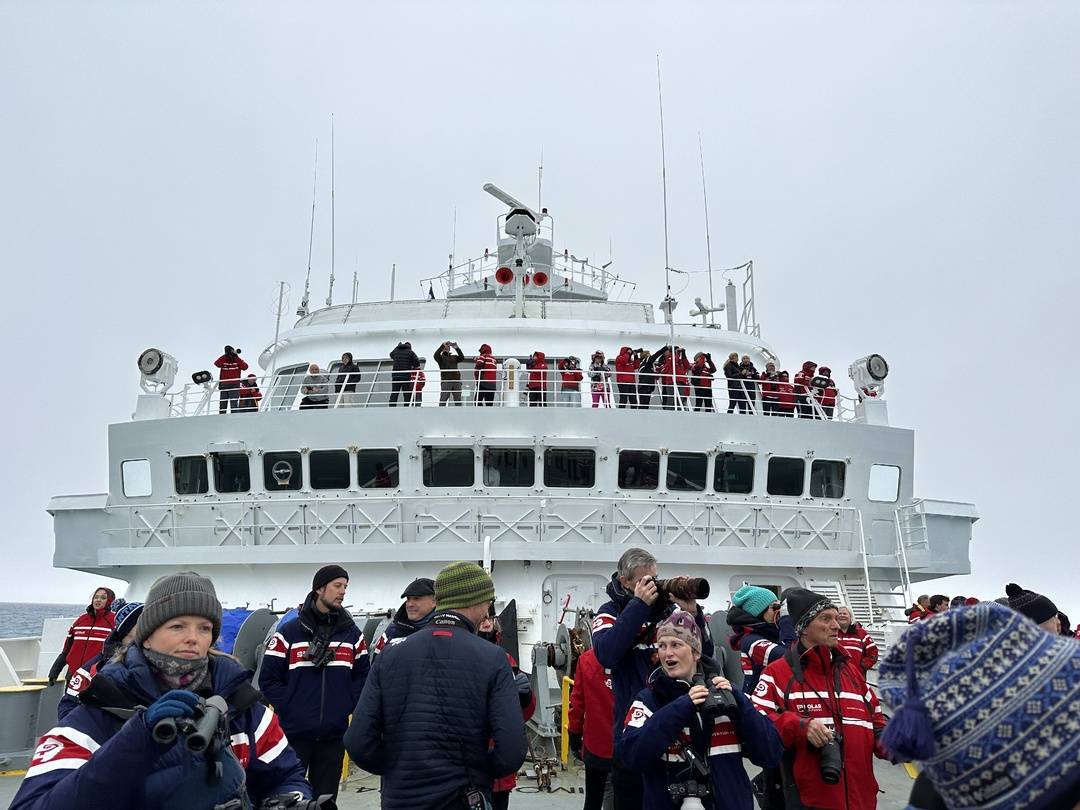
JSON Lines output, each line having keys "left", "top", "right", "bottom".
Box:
{"left": 110, "top": 495, "right": 860, "bottom": 552}
{"left": 421, "top": 249, "right": 627, "bottom": 298}
{"left": 167, "top": 369, "right": 859, "bottom": 422}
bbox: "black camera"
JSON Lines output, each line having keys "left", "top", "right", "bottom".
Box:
{"left": 691, "top": 673, "right": 737, "bottom": 719}
{"left": 668, "top": 780, "right": 711, "bottom": 804}
{"left": 819, "top": 737, "right": 843, "bottom": 784}
{"left": 653, "top": 577, "right": 710, "bottom": 601}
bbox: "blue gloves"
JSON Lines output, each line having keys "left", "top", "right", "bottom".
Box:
{"left": 144, "top": 689, "right": 200, "bottom": 729}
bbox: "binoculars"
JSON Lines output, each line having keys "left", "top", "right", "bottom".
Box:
{"left": 151, "top": 695, "right": 228, "bottom": 753}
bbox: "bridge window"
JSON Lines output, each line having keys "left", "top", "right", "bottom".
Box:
{"left": 121, "top": 459, "right": 152, "bottom": 497}
{"left": 266, "top": 364, "right": 308, "bottom": 410}
{"left": 667, "top": 452, "right": 707, "bottom": 492}
{"left": 618, "top": 450, "right": 659, "bottom": 490}
{"left": 174, "top": 456, "right": 209, "bottom": 495}
{"left": 810, "top": 459, "right": 846, "bottom": 499}
{"left": 357, "top": 449, "right": 399, "bottom": 489}
{"left": 767, "top": 457, "right": 805, "bottom": 496}
{"left": 714, "top": 453, "right": 755, "bottom": 494}
{"left": 423, "top": 447, "right": 474, "bottom": 487}
{"left": 264, "top": 451, "right": 302, "bottom": 491}
{"left": 544, "top": 448, "right": 595, "bottom": 488}
{"left": 311, "top": 450, "right": 350, "bottom": 490}
{"left": 484, "top": 448, "right": 534, "bottom": 487}
{"left": 212, "top": 452, "right": 250, "bottom": 493}
{"left": 868, "top": 464, "right": 901, "bottom": 502}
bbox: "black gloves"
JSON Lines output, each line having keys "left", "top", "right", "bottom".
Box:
{"left": 569, "top": 731, "right": 583, "bottom": 760}
{"left": 47, "top": 658, "right": 65, "bottom": 686}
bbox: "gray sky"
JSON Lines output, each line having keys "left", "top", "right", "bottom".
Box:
{"left": 2, "top": 2, "right": 1077, "bottom": 614}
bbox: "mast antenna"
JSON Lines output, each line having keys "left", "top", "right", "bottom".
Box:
{"left": 352, "top": 266, "right": 358, "bottom": 304}
{"left": 272, "top": 281, "right": 286, "bottom": 376}
{"left": 538, "top": 147, "right": 544, "bottom": 212}
{"left": 657, "top": 55, "right": 680, "bottom": 406}
{"left": 298, "top": 140, "right": 317, "bottom": 316}
{"left": 326, "top": 114, "right": 336, "bottom": 307}
{"left": 390, "top": 263, "right": 396, "bottom": 301}
{"left": 699, "top": 133, "right": 716, "bottom": 323}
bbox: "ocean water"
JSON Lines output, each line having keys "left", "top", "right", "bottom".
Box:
{"left": 0, "top": 602, "right": 82, "bottom": 638}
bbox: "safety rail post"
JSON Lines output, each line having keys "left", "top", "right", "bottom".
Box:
{"left": 560, "top": 675, "right": 574, "bottom": 765}
{"left": 893, "top": 509, "right": 913, "bottom": 606}
{"left": 855, "top": 509, "right": 874, "bottom": 619}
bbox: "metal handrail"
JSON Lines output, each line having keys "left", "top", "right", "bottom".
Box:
{"left": 165, "top": 368, "right": 857, "bottom": 421}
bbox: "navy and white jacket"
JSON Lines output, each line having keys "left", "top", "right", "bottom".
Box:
{"left": 258, "top": 594, "right": 369, "bottom": 742}
{"left": 726, "top": 606, "right": 788, "bottom": 696}
{"left": 371, "top": 602, "right": 431, "bottom": 655}
{"left": 11, "top": 646, "right": 309, "bottom": 810}
{"left": 344, "top": 610, "right": 527, "bottom": 810}
{"left": 592, "top": 574, "right": 713, "bottom": 748}
{"left": 616, "top": 663, "right": 783, "bottom": 810}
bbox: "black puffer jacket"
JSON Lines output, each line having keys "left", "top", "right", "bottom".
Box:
{"left": 389, "top": 342, "right": 420, "bottom": 373}
{"left": 345, "top": 611, "right": 527, "bottom": 810}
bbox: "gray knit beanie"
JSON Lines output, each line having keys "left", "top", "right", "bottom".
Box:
{"left": 135, "top": 572, "right": 222, "bottom": 644}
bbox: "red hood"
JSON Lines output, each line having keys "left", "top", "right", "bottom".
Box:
{"left": 533, "top": 351, "right": 546, "bottom": 363}
{"left": 818, "top": 366, "right": 831, "bottom": 376}
{"left": 801, "top": 361, "right": 818, "bottom": 374}
{"left": 479, "top": 343, "right": 492, "bottom": 354}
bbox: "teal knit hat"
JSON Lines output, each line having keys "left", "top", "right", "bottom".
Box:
{"left": 435, "top": 562, "right": 495, "bottom": 611}
{"left": 732, "top": 585, "right": 778, "bottom": 618}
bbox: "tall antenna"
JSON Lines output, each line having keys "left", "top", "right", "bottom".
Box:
{"left": 326, "top": 114, "right": 336, "bottom": 307}
{"left": 352, "top": 267, "right": 358, "bottom": 304}
{"left": 657, "top": 55, "right": 672, "bottom": 293}
{"left": 298, "top": 140, "right": 318, "bottom": 317}
{"left": 272, "top": 281, "right": 286, "bottom": 375}
{"left": 450, "top": 206, "right": 457, "bottom": 269}
{"left": 699, "top": 132, "right": 716, "bottom": 323}
{"left": 538, "top": 147, "right": 544, "bottom": 211}
{"left": 390, "top": 263, "right": 396, "bottom": 301}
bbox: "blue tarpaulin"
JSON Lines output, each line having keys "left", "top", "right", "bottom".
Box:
{"left": 216, "top": 608, "right": 254, "bottom": 654}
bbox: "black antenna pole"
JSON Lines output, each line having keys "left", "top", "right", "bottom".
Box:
{"left": 299, "top": 140, "right": 317, "bottom": 316}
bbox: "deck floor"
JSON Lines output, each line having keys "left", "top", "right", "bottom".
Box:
{"left": 1, "top": 760, "right": 916, "bottom": 808}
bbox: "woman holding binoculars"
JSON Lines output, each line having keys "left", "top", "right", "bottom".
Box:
{"left": 616, "top": 611, "right": 782, "bottom": 810}
{"left": 12, "top": 572, "right": 318, "bottom": 810}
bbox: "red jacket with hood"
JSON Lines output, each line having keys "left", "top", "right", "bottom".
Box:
{"left": 836, "top": 623, "right": 878, "bottom": 671}
{"left": 659, "top": 351, "right": 692, "bottom": 393}
{"left": 558, "top": 358, "right": 583, "bottom": 389}
{"left": 474, "top": 344, "right": 497, "bottom": 383}
{"left": 526, "top": 352, "right": 548, "bottom": 390}
{"left": 794, "top": 362, "right": 817, "bottom": 399}
{"left": 214, "top": 353, "right": 249, "bottom": 386}
{"left": 614, "top": 347, "right": 639, "bottom": 384}
{"left": 775, "top": 376, "right": 796, "bottom": 411}
{"left": 60, "top": 588, "right": 116, "bottom": 675}
{"left": 567, "top": 648, "right": 615, "bottom": 761}
{"left": 752, "top": 645, "right": 887, "bottom": 810}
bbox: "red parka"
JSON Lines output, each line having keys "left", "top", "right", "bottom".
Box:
{"left": 659, "top": 350, "right": 691, "bottom": 394}
{"left": 526, "top": 351, "right": 548, "bottom": 390}
{"left": 567, "top": 648, "right": 615, "bottom": 761}
{"left": 905, "top": 604, "right": 929, "bottom": 623}
{"left": 836, "top": 623, "right": 878, "bottom": 671}
{"left": 812, "top": 367, "right": 838, "bottom": 409}
{"left": 60, "top": 590, "right": 116, "bottom": 675}
{"left": 614, "top": 347, "right": 639, "bottom": 385}
{"left": 474, "top": 344, "right": 497, "bottom": 383}
{"left": 752, "top": 645, "right": 886, "bottom": 810}
{"left": 775, "top": 376, "right": 796, "bottom": 413}
{"left": 793, "top": 361, "right": 817, "bottom": 399}
{"left": 214, "top": 353, "right": 249, "bottom": 385}
{"left": 559, "top": 359, "right": 583, "bottom": 390}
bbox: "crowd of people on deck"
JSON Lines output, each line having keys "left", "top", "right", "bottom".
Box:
{"left": 211, "top": 341, "right": 841, "bottom": 417}
{"left": 19, "top": 560, "right": 1078, "bottom": 810}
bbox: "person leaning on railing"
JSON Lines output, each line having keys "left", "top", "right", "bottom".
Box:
{"left": 334, "top": 352, "right": 361, "bottom": 408}
{"left": 474, "top": 343, "right": 498, "bottom": 405}
{"left": 299, "top": 364, "right": 330, "bottom": 410}
{"left": 690, "top": 352, "right": 717, "bottom": 412}
{"left": 557, "top": 356, "right": 583, "bottom": 407}
{"left": 236, "top": 374, "right": 262, "bottom": 412}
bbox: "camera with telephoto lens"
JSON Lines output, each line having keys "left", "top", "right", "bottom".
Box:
{"left": 691, "top": 673, "right": 738, "bottom": 719}
{"left": 819, "top": 736, "right": 843, "bottom": 784}
{"left": 653, "top": 577, "right": 711, "bottom": 601}
{"left": 668, "top": 780, "right": 711, "bottom": 807}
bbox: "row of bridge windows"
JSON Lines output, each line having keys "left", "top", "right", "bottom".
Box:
{"left": 118, "top": 447, "right": 900, "bottom": 501}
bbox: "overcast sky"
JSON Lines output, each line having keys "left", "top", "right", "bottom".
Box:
{"left": 2, "top": 2, "right": 1076, "bottom": 615}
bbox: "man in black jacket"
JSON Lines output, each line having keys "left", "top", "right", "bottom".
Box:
{"left": 345, "top": 562, "right": 527, "bottom": 810}
{"left": 389, "top": 341, "right": 420, "bottom": 406}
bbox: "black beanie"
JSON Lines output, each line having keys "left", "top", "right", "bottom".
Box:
{"left": 312, "top": 565, "right": 349, "bottom": 592}
{"left": 784, "top": 587, "right": 835, "bottom": 635}
{"left": 1005, "top": 582, "right": 1058, "bottom": 625}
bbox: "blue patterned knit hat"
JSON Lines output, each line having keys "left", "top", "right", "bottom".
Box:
{"left": 879, "top": 603, "right": 1080, "bottom": 810}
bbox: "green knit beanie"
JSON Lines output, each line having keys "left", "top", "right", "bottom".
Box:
{"left": 435, "top": 561, "right": 495, "bottom": 611}
{"left": 732, "top": 585, "right": 779, "bottom": 618}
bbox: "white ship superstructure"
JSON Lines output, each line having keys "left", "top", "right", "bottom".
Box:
{"left": 47, "top": 183, "right": 978, "bottom": 666}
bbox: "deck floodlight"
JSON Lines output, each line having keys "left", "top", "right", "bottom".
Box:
{"left": 191, "top": 370, "right": 213, "bottom": 385}
{"left": 137, "top": 348, "right": 178, "bottom": 394}
{"left": 849, "top": 354, "right": 889, "bottom": 399}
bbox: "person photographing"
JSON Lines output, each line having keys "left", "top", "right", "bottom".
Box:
{"left": 617, "top": 611, "right": 782, "bottom": 810}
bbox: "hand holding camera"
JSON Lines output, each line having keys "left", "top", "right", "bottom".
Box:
{"left": 806, "top": 717, "right": 834, "bottom": 748}
{"left": 634, "top": 575, "right": 660, "bottom": 606}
